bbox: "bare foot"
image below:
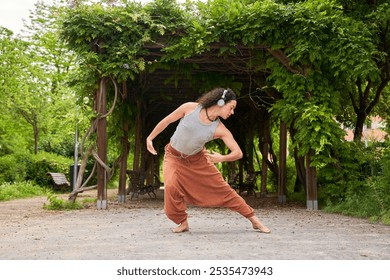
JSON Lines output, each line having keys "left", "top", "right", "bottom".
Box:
{"left": 249, "top": 216, "right": 271, "bottom": 234}
{"left": 172, "top": 220, "right": 189, "bottom": 233}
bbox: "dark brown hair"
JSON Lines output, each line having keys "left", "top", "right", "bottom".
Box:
{"left": 196, "top": 88, "right": 236, "bottom": 108}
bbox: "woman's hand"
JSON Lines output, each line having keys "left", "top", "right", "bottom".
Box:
{"left": 206, "top": 150, "right": 223, "bottom": 163}
{"left": 146, "top": 138, "right": 157, "bottom": 155}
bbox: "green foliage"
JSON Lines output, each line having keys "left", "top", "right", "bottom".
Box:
{"left": 61, "top": 0, "right": 184, "bottom": 81}
{"left": 317, "top": 141, "right": 369, "bottom": 203}
{"left": 0, "top": 152, "right": 73, "bottom": 191}
{"left": 0, "top": 29, "right": 34, "bottom": 154}
{"left": 264, "top": 152, "right": 297, "bottom": 193}
{"left": 60, "top": 0, "right": 383, "bottom": 165}
{"left": 0, "top": 154, "right": 29, "bottom": 183}
{"left": 43, "top": 192, "right": 83, "bottom": 210}
{"left": 323, "top": 182, "right": 390, "bottom": 226}
{"left": 324, "top": 191, "right": 382, "bottom": 220}
{"left": 321, "top": 141, "right": 390, "bottom": 225}
{"left": 0, "top": 117, "right": 30, "bottom": 156}
{"left": 0, "top": 2, "right": 82, "bottom": 156}
{"left": 368, "top": 144, "right": 390, "bottom": 224}
{"left": 41, "top": 135, "right": 77, "bottom": 158}
{"left": 25, "top": 152, "right": 73, "bottom": 187}
{"left": 1, "top": 0, "right": 389, "bottom": 224}
{"left": 293, "top": 104, "right": 345, "bottom": 161}
{"left": 0, "top": 181, "right": 46, "bottom": 201}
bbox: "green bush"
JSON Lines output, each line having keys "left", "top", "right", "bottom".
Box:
{"left": 369, "top": 146, "right": 390, "bottom": 224}
{"left": 25, "top": 152, "right": 73, "bottom": 187}
{"left": 317, "top": 141, "right": 369, "bottom": 204}
{"left": 0, "top": 154, "right": 29, "bottom": 183}
{"left": 0, "top": 152, "right": 73, "bottom": 189}
{"left": 0, "top": 181, "right": 46, "bottom": 201}
{"left": 323, "top": 142, "right": 390, "bottom": 225}
{"left": 323, "top": 180, "right": 390, "bottom": 225}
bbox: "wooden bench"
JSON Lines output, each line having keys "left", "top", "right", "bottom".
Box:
{"left": 228, "top": 172, "right": 240, "bottom": 192}
{"left": 229, "top": 171, "right": 259, "bottom": 196}
{"left": 46, "top": 172, "right": 70, "bottom": 192}
{"left": 239, "top": 172, "right": 259, "bottom": 196}
{"left": 127, "top": 170, "right": 157, "bottom": 200}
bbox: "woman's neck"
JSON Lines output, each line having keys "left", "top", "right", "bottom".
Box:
{"left": 205, "top": 108, "right": 217, "bottom": 122}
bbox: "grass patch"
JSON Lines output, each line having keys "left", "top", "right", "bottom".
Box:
{"left": 43, "top": 193, "right": 98, "bottom": 210}
{"left": 323, "top": 193, "right": 390, "bottom": 226}
{"left": 0, "top": 181, "right": 46, "bottom": 201}
{"left": 81, "top": 197, "right": 97, "bottom": 204}
{"left": 1, "top": 181, "right": 101, "bottom": 211}
{"left": 43, "top": 193, "right": 84, "bottom": 210}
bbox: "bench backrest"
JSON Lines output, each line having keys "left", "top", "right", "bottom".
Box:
{"left": 47, "top": 172, "right": 70, "bottom": 186}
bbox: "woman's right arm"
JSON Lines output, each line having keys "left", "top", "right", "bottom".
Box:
{"left": 146, "top": 102, "right": 197, "bottom": 155}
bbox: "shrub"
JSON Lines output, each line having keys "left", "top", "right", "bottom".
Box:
{"left": 0, "top": 154, "right": 25, "bottom": 183}
{"left": 323, "top": 142, "right": 390, "bottom": 225}
{"left": 0, "top": 152, "right": 73, "bottom": 190}
{"left": 25, "top": 152, "right": 73, "bottom": 187}
{"left": 368, "top": 145, "right": 390, "bottom": 225}
{"left": 43, "top": 193, "right": 83, "bottom": 210}
{"left": 317, "top": 141, "right": 369, "bottom": 204}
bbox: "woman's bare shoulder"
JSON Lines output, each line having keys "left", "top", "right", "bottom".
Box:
{"left": 181, "top": 102, "right": 198, "bottom": 108}
{"left": 180, "top": 102, "right": 199, "bottom": 112}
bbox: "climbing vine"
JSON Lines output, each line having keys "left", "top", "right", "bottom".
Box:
{"left": 59, "top": 0, "right": 387, "bottom": 202}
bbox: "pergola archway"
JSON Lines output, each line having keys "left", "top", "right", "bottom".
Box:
{"left": 92, "top": 42, "right": 316, "bottom": 210}
{"left": 61, "top": 2, "right": 323, "bottom": 211}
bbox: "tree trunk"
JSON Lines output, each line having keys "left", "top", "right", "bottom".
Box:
{"left": 353, "top": 111, "right": 366, "bottom": 142}
{"left": 351, "top": 77, "right": 388, "bottom": 141}
{"left": 33, "top": 115, "right": 39, "bottom": 154}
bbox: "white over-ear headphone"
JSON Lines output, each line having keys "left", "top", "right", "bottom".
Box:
{"left": 217, "top": 89, "right": 228, "bottom": 107}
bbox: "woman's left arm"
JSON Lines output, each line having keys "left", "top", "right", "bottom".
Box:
{"left": 208, "top": 122, "right": 243, "bottom": 163}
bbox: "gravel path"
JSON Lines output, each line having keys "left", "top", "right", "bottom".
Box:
{"left": 0, "top": 189, "right": 389, "bottom": 260}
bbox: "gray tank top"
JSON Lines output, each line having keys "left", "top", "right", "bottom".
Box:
{"left": 170, "top": 105, "right": 220, "bottom": 155}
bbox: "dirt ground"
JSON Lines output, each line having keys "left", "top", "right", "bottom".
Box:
{"left": 0, "top": 188, "right": 389, "bottom": 260}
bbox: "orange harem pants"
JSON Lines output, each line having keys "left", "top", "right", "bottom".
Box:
{"left": 163, "top": 144, "right": 255, "bottom": 225}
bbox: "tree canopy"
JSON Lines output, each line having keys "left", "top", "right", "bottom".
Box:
{"left": 60, "top": 0, "right": 388, "bottom": 166}
{"left": 2, "top": 0, "right": 389, "bottom": 215}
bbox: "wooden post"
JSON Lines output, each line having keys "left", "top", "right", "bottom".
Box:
{"left": 305, "top": 151, "right": 318, "bottom": 210}
{"left": 96, "top": 79, "right": 108, "bottom": 210}
{"left": 118, "top": 81, "right": 129, "bottom": 203}
{"left": 126, "top": 94, "right": 143, "bottom": 196}
{"left": 278, "top": 121, "right": 287, "bottom": 204}
{"left": 260, "top": 116, "right": 270, "bottom": 197}
{"left": 133, "top": 95, "right": 142, "bottom": 171}
{"left": 260, "top": 139, "right": 268, "bottom": 197}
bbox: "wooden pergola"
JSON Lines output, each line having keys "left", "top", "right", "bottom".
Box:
{"left": 92, "top": 42, "right": 318, "bottom": 210}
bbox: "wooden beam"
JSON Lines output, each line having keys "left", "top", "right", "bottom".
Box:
{"left": 118, "top": 81, "right": 129, "bottom": 203}
{"left": 305, "top": 150, "right": 318, "bottom": 210}
{"left": 96, "top": 79, "right": 108, "bottom": 209}
{"left": 278, "top": 121, "right": 287, "bottom": 204}
{"left": 260, "top": 114, "right": 270, "bottom": 197}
